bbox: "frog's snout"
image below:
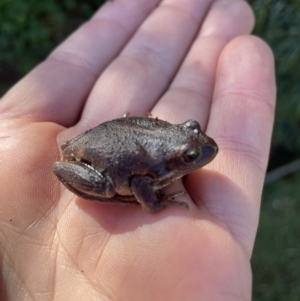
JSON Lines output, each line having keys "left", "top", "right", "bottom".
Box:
{"left": 203, "top": 143, "right": 218, "bottom": 156}
{"left": 201, "top": 140, "right": 218, "bottom": 164}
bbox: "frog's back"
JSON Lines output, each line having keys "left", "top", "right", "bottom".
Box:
{"left": 99, "top": 116, "right": 172, "bottom": 134}
{"left": 85, "top": 117, "right": 173, "bottom": 146}
{"left": 72, "top": 117, "right": 170, "bottom": 166}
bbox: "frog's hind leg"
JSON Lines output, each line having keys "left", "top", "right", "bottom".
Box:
{"left": 54, "top": 161, "right": 139, "bottom": 205}
{"left": 56, "top": 175, "right": 138, "bottom": 205}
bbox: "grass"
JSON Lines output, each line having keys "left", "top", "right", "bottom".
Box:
{"left": 252, "top": 175, "right": 300, "bottom": 300}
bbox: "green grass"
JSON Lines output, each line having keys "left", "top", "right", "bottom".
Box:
{"left": 246, "top": 2, "right": 300, "bottom": 297}
{"left": 0, "top": 0, "right": 105, "bottom": 94}
{"left": 248, "top": 0, "right": 300, "bottom": 163}
{"left": 252, "top": 175, "right": 300, "bottom": 300}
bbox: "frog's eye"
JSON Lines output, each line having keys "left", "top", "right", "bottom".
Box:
{"left": 182, "top": 148, "right": 201, "bottom": 163}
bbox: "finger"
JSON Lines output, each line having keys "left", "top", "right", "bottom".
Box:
{"left": 153, "top": 0, "right": 254, "bottom": 126}
{"left": 0, "top": 0, "right": 161, "bottom": 126}
{"left": 80, "top": 0, "right": 215, "bottom": 127}
{"left": 188, "top": 36, "right": 276, "bottom": 255}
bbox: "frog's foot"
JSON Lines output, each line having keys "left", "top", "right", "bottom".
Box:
{"left": 141, "top": 112, "right": 152, "bottom": 117}
{"left": 158, "top": 190, "right": 189, "bottom": 210}
{"left": 123, "top": 112, "right": 153, "bottom": 118}
{"left": 131, "top": 176, "right": 189, "bottom": 213}
{"left": 158, "top": 199, "right": 189, "bottom": 210}
{"left": 159, "top": 190, "right": 186, "bottom": 201}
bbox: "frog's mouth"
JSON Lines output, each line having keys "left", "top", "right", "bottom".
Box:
{"left": 75, "top": 157, "right": 92, "bottom": 166}
{"left": 64, "top": 155, "right": 92, "bottom": 166}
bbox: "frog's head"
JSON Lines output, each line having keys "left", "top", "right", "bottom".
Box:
{"left": 152, "top": 120, "right": 218, "bottom": 180}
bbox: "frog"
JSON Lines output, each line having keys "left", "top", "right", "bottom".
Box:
{"left": 53, "top": 116, "right": 218, "bottom": 213}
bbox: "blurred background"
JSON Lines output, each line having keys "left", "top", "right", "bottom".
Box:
{"left": 0, "top": 0, "right": 299, "bottom": 299}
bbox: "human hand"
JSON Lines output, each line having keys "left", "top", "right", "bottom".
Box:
{"left": 0, "top": 0, "right": 275, "bottom": 300}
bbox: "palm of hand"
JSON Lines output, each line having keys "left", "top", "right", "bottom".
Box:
{"left": 0, "top": 1, "right": 275, "bottom": 300}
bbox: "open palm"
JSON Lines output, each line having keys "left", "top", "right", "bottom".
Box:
{"left": 0, "top": 0, "right": 275, "bottom": 300}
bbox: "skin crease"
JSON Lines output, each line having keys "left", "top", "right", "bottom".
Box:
{"left": 0, "top": 0, "right": 275, "bottom": 300}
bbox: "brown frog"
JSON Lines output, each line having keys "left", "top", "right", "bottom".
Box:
{"left": 53, "top": 116, "right": 218, "bottom": 213}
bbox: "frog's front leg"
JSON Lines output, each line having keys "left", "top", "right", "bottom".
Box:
{"left": 131, "top": 176, "right": 189, "bottom": 213}
{"left": 53, "top": 161, "right": 116, "bottom": 200}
